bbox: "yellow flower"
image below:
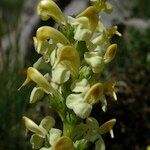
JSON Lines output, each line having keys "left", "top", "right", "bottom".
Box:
{"left": 22, "top": 116, "right": 46, "bottom": 138}
{"left": 77, "top": 6, "right": 99, "bottom": 32}
{"left": 66, "top": 79, "right": 107, "bottom": 118}
{"left": 20, "top": 67, "right": 57, "bottom": 95}
{"left": 37, "top": 0, "right": 66, "bottom": 24}
{"left": 53, "top": 46, "right": 80, "bottom": 77}
{"left": 84, "top": 117, "right": 116, "bottom": 149}
{"left": 34, "top": 26, "right": 70, "bottom": 55}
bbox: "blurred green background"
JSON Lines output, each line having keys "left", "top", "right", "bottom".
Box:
{"left": 0, "top": 0, "right": 149, "bottom": 149}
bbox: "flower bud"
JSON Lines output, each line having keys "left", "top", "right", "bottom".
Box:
{"left": 104, "top": 44, "right": 117, "bottom": 63}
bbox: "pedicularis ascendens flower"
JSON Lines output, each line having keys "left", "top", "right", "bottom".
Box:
{"left": 20, "top": 0, "right": 121, "bottom": 149}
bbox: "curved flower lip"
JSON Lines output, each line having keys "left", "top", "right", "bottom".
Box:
{"left": 36, "top": 26, "right": 70, "bottom": 46}
{"left": 53, "top": 46, "right": 80, "bottom": 77}
{"left": 66, "top": 80, "right": 106, "bottom": 119}
{"left": 77, "top": 6, "right": 99, "bottom": 32}
{"left": 30, "top": 87, "right": 44, "bottom": 104}
{"left": 22, "top": 116, "right": 46, "bottom": 138}
{"left": 37, "top": 0, "right": 66, "bottom": 25}
{"left": 84, "top": 51, "right": 105, "bottom": 73}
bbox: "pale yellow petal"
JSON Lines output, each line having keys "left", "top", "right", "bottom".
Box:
{"left": 53, "top": 46, "right": 80, "bottom": 77}
{"left": 22, "top": 116, "right": 46, "bottom": 138}
{"left": 53, "top": 136, "right": 74, "bottom": 150}
{"left": 77, "top": 6, "right": 99, "bottom": 31}
{"left": 104, "top": 44, "right": 117, "bottom": 63}
{"left": 99, "top": 119, "right": 116, "bottom": 135}
{"left": 36, "top": 26, "right": 70, "bottom": 45}
{"left": 37, "top": 0, "right": 66, "bottom": 24}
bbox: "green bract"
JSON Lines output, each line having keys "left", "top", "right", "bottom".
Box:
{"left": 21, "top": 0, "right": 121, "bottom": 149}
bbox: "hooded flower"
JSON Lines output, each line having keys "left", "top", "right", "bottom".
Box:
{"left": 84, "top": 44, "right": 117, "bottom": 73}
{"left": 66, "top": 78, "right": 117, "bottom": 119}
{"left": 33, "top": 26, "right": 70, "bottom": 62}
{"left": 84, "top": 117, "right": 116, "bottom": 150}
{"left": 53, "top": 46, "right": 80, "bottom": 78}
{"left": 67, "top": 6, "right": 99, "bottom": 42}
{"left": 66, "top": 79, "right": 107, "bottom": 119}
{"left": 50, "top": 45, "right": 80, "bottom": 84}
{"left": 20, "top": 67, "right": 58, "bottom": 96}
{"left": 23, "top": 116, "right": 55, "bottom": 149}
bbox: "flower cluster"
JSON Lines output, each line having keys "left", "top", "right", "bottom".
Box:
{"left": 20, "top": 0, "right": 121, "bottom": 149}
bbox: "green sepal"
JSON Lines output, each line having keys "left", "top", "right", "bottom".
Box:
{"left": 75, "top": 41, "right": 88, "bottom": 60}
{"left": 59, "top": 24, "right": 75, "bottom": 43}
{"left": 79, "top": 66, "right": 93, "bottom": 80}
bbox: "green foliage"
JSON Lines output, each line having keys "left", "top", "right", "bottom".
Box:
{"left": 0, "top": 66, "right": 31, "bottom": 149}
{"left": 133, "top": 0, "right": 150, "bottom": 19}
{"left": 112, "top": 27, "right": 150, "bottom": 69}
{"left": 0, "top": 0, "right": 23, "bottom": 8}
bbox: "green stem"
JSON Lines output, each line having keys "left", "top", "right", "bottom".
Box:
{"left": 63, "top": 122, "right": 75, "bottom": 138}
